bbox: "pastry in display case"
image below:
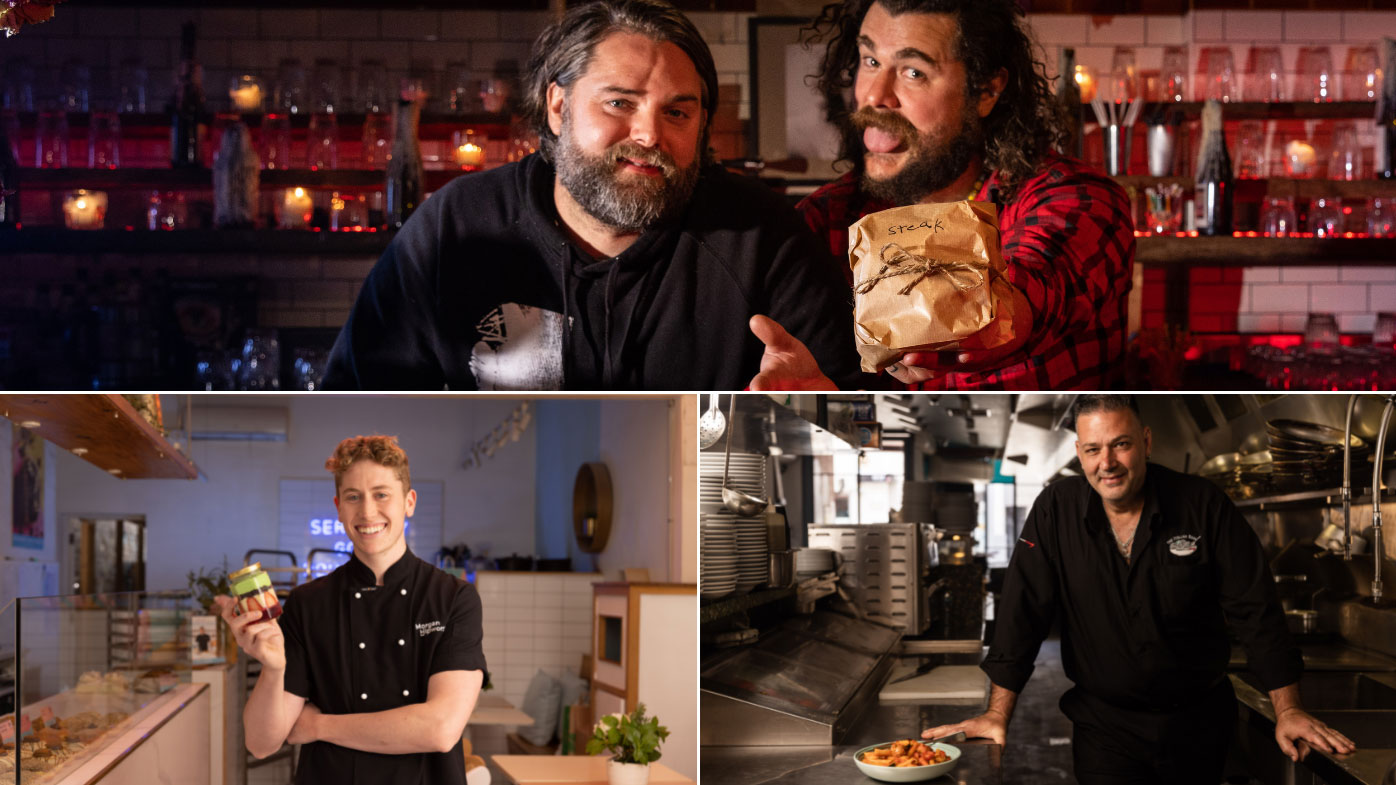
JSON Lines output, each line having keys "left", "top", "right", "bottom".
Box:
{"left": 0, "top": 592, "right": 198, "bottom": 785}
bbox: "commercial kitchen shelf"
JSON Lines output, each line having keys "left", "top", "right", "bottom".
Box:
{"left": 701, "top": 394, "right": 861, "bottom": 456}
{"left": 1234, "top": 486, "right": 1396, "bottom": 510}
{"left": 0, "top": 394, "right": 198, "bottom": 479}
{"left": 700, "top": 586, "right": 795, "bottom": 625}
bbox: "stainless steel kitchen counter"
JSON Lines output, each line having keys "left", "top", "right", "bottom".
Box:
{"left": 1230, "top": 672, "right": 1396, "bottom": 785}
{"left": 1230, "top": 642, "right": 1396, "bottom": 672}
{"left": 702, "top": 701, "right": 1002, "bottom": 785}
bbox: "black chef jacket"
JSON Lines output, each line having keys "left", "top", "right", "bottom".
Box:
{"left": 982, "top": 463, "right": 1301, "bottom": 713}
{"left": 279, "top": 548, "right": 487, "bottom": 785}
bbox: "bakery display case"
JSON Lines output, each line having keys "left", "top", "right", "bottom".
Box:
{"left": 0, "top": 591, "right": 202, "bottom": 784}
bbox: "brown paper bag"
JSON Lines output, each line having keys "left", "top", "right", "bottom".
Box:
{"left": 849, "top": 200, "right": 1013, "bottom": 373}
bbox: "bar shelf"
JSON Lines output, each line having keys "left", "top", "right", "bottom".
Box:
{"left": 0, "top": 226, "right": 392, "bottom": 254}
{"left": 16, "top": 167, "right": 472, "bottom": 192}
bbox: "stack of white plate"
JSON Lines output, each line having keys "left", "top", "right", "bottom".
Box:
{"left": 699, "top": 454, "right": 766, "bottom": 513}
{"left": 700, "top": 515, "right": 738, "bottom": 599}
{"left": 700, "top": 455, "right": 768, "bottom": 594}
{"left": 795, "top": 547, "right": 836, "bottom": 575}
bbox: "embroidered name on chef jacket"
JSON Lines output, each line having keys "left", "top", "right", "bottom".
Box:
{"left": 1166, "top": 534, "right": 1200, "bottom": 556}
{"left": 416, "top": 620, "right": 446, "bottom": 637}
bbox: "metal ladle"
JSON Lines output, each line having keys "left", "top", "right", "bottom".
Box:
{"left": 722, "top": 394, "right": 767, "bottom": 516}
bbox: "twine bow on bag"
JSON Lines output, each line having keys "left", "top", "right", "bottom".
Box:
{"left": 853, "top": 242, "right": 987, "bottom": 296}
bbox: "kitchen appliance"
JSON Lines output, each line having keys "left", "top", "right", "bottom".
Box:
{"left": 807, "top": 524, "right": 930, "bottom": 634}
{"left": 701, "top": 611, "right": 901, "bottom": 745}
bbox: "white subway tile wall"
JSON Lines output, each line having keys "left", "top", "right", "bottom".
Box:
{"left": 476, "top": 571, "right": 598, "bottom": 711}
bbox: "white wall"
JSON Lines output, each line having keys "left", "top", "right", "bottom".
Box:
{"left": 46, "top": 395, "right": 543, "bottom": 592}
{"left": 595, "top": 400, "right": 677, "bottom": 581}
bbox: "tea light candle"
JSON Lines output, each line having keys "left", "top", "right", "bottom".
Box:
{"left": 454, "top": 142, "right": 485, "bottom": 168}
{"left": 63, "top": 190, "right": 107, "bottom": 230}
{"left": 229, "top": 75, "right": 264, "bottom": 114}
{"left": 280, "top": 187, "right": 313, "bottom": 229}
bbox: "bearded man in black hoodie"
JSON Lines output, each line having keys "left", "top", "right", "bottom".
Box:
{"left": 324, "top": 0, "right": 860, "bottom": 390}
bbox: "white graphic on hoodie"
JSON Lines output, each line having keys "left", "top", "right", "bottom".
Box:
{"left": 470, "top": 303, "right": 564, "bottom": 390}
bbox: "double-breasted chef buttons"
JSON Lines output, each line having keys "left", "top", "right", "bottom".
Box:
{"left": 279, "top": 548, "right": 487, "bottom": 785}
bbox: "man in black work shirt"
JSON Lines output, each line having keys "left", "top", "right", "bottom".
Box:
{"left": 924, "top": 395, "right": 1355, "bottom": 784}
{"left": 322, "top": 0, "right": 856, "bottom": 391}
{"left": 216, "top": 435, "right": 486, "bottom": 785}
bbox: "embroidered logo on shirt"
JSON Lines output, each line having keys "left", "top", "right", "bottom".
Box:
{"left": 415, "top": 620, "right": 446, "bottom": 637}
{"left": 1166, "top": 534, "right": 1200, "bottom": 557}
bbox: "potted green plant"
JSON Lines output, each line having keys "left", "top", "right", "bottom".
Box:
{"left": 586, "top": 703, "right": 670, "bottom": 785}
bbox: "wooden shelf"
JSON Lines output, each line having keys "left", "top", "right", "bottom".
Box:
{"left": 1082, "top": 101, "right": 1377, "bottom": 122}
{"left": 18, "top": 167, "right": 473, "bottom": 191}
{"left": 0, "top": 394, "right": 198, "bottom": 480}
{"left": 1135, "top": 235, "right": 1396, "bottom": 266}
{"left": 7, "top": 111, "right": 513, "bottom": 131}
{"left": 0, "top": 227, "right": 392, "bottom": 254}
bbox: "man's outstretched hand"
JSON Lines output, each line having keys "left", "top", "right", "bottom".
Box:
{"left": 747, "top": 315, "right": 838, "bottom": 391}
{"left": 887, "top": 285, "right": 1033, "bottom": 385}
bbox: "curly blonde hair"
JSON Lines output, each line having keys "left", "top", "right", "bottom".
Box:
{"left": 325, "top": 435, "right": 411, "bottom": 493}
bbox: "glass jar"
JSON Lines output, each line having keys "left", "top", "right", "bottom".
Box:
{"left": 228, "top": 563, "right": 283, "bottom": 622}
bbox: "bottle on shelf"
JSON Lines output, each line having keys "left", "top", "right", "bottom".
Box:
{"left": 0, "top": 117, "right": 17, "bottom": 228}
{"left": 1378, "top": 40, "right": 1395, "bottom": 179}
{"left": 1194, "top": 99, "right": 1233, "bottom": 237}
{"left": 169, "top": 22, "right": 206, "bottom": 169}
{"left": 386, "top": 95, "right": 424, "bottom": 230}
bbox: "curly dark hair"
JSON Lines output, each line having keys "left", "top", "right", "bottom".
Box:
{"left": 806, "top": 0, "right": 1070, "bottom": 199}
{"left": 522, "top": 0, "right": 718, "bottom": 164}
{"left": 326, "top": 434, "right": 411, "bottom": 493}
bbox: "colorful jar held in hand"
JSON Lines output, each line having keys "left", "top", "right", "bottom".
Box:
{"left": 228, "top": 563, "right": 283, "bottom": 622}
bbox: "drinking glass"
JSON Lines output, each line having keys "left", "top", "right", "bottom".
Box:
{"left": 1108, "top": 47, "right": 1138, "bottom": 103}
{"left": 88, "top": 110, "right": 121, "bottom": 169}
{"left": 307, "top": 112, "right": 339, "bottom": 169}
{"left": 329, "top": 192, "right": 368, "bottom": 231}
{"left": 1244, "top": 46, "right": 1285, "bottom": 102}
{"left": 3, "top": 58, "right": 36, "bottom": 111}
{"left": 35, "top": 108, "right": 69, "bottom": 168}
{"left": 1145, "top": 184, "right": 1185, "bottom": 234}
{"left": 480, "top": 78, "right": 512, "bottom": 113}
{"left": 238, "top": 328, "right": 281, "bottom": 391}
{"left": 147, "top": 190, "right": 188, "bottom": 230}
{"left": 359, "top": 60, "right": 390, "bottom": 114}
{"left": 1303, "top": 312, "right": 1340, "bottom": 350}
{"left": 1200, "top": 47, "right": 1237, "bottom": 102}
{"left": 446, "top": 61, "right": 477, "bottom": 114}
{"left": 1343, "top": 45, "right": 1382, "bottom": 101}
{"left": 1308, "top": 196, "right": 1343, "bottom": 237}
{"left": 59, "top": 59, "right": 91, "bottom": 112}
{"left": 1329, "top": 122, "right": 1362, "bottom": 181}
{"left": 261, "top": 112, "right": 294, "bottom": 169}
{"left": 1373, "top": 312, "right": 1396, "bottom": 352}
{"left": 1369, "top": 198, "right": 1394, "bottom": 237}
{"left": 312, "top": 58, "right": 342, "bottom": 113}
{"left": 117, "top": 58, "right": 148, "bottom": 114}
{"left": 1235, "top": 121, "right": 1268, "bottom": 179}
{"left": 276, "top": 58, "right": 308, "bottom": 114}
{"left": 1073, "top": 64, "right": 1097, "bottom": 103}
{"left": 1296, "top": 47, "right": 1335, "bottom": 102}
{"left": 361, "top": 111, "right": 389, "bottom": 169}
{"left": 1161, "top": 46, "right": 1188, "bottom": 103}
{"left": 1261, "top": 196, "right": 1297, "bottom": 237}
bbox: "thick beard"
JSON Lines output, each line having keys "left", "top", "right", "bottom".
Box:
{"left": 553, "top": 109, "right": 701, "bottom": 234}
{"left": 852, "top": 106, "right": 983, "bottom": 206}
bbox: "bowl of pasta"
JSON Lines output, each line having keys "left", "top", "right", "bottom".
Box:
{"left": 852, "top": 738, "right": 960, "bottom": 782}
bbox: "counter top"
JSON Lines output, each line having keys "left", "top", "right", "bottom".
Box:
{"left": 703, "top": 700, "right": 1001, "bottom": 785}
{"left": 1230, "top": 643, "right": 1396, "bottom": 672}
{"left": 1231, "top": 672, "right": 1396, "bottom": 785}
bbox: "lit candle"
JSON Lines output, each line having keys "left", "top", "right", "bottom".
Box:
{"left": 1074, "top": 65, "right": 1097, "bottom": 103}
{"left": 280, "top": 187, "right": 313, "bottom": 229}
{"left": 1285, "top": 140, "right": 1317, "bottom": 178}
{"left": 452, "top": 129, "right": 486, "bottom": 169}
{"left": 63, "top": 190, "right": 107, "bottom": 230}
{"left": 229, "top": 75, "right": 264, "bottom": 114}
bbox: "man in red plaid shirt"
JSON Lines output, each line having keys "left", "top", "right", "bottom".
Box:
{"left": 797, "top": 0, "right": 1135, "bottom": 389}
